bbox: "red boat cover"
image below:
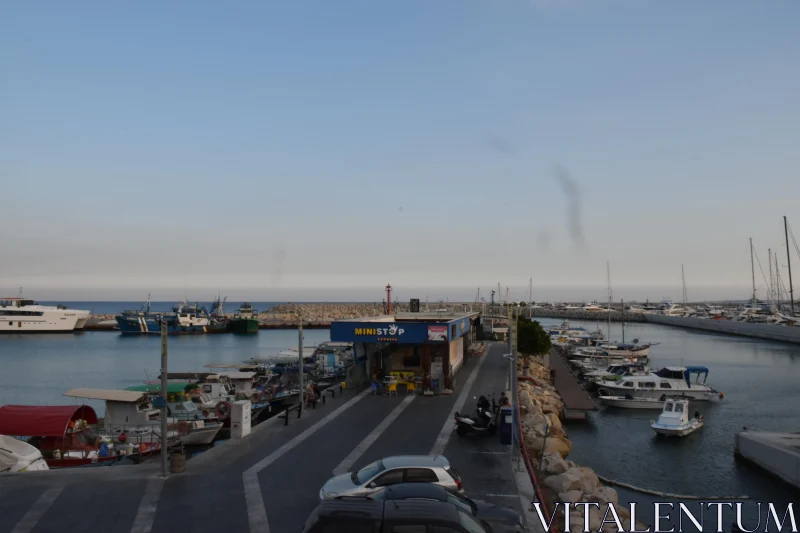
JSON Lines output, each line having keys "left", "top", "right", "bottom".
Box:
{"left": 0, "top": 405, "right": 98, "bottom": 437}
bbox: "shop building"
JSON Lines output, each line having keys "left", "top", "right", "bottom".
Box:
{"left": 330, "top": 312, "right": 479, "bottom": 394}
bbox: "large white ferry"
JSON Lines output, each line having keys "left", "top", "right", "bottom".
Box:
{"left": 0, "top": 297, "right": 90, "bottom": 333}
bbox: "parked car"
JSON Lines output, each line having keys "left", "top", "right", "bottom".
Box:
{"left": 319, "top": 455, "right": 463, "bottom": 499}
{"left": 335, "top": 483, "right": 524, "bottom": 531}
{"left": 302, "top": 498, "right": 522, "bottom": 533}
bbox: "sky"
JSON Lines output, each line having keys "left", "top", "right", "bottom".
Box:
{"left": 1, "top": 1, "right": 799, "bottom": 303}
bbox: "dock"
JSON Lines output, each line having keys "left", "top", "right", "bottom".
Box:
{"left": 547, "top": 346, "right": 597, "bottom": 420}
{"left": 735, "top": 430, "right": 800, "bottom": 490}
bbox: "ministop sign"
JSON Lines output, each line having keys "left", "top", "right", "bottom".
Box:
{"left": 330, "top": 316, "right": 473, "bottom": 344}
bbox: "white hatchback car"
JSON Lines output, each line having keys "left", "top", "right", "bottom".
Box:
{"left": 319, "top": 455, "right": 463, "bottom": 499}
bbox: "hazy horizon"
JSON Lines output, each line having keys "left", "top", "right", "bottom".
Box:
{"left": 2, "top": 284, "right": 773, "bottom": 304}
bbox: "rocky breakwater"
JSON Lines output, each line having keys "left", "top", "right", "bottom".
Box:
{"left": 518, "top": 358, "right": 648, "bottom": 532}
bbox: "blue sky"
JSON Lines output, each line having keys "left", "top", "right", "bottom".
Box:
{"left": 2, "top": 1, "right": 799, "bottom": 302}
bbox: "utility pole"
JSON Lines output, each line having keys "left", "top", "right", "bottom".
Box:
{"left": 160, "top": 320, "right": 169, "bottom": 479}
{"left": 298, "top": 313, "right": 304, "bottom": 417}
{"left": 785, "top": 216, "right": 795, "bottom": 313}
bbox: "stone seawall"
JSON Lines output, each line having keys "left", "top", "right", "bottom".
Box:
{"left": 644, "top": 314, "right": 800, "bottom": 344}
{"left": 518, "top": 358, "right": 648, "bottom": 532}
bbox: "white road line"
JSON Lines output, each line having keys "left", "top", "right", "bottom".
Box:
{"left": 332, "top": 394, "right": 415, "bottom": 475}
{"left": 244, "top": 388, "right": 372, "bottom": 533}
{"left": 429, "top": 350, "right": 490, "bottom": 455}
{"left": 130, "top": 477, "right": 165, "bottom": 533}
{"left": 11, "top": 486, "right": 64, "bottom": 533}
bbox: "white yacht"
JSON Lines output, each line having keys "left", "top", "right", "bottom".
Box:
{"left": 0, "top": 297, "right": 90, "bottom": 333}
{"left": 595, "top": 366, "right": 720, "bottom": 401}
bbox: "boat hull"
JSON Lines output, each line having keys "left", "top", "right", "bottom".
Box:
{"left": 651, "top": 420, "right": 703, "bottom": 437}
{"left": 598, "top": 396, "right": 665, "bottom": 409}
{"left": 229, "top": 318, "right": 259, "bottom": 334}
{"left": 179, "top": 423, "right": 224, "bottom": 446}
{"left": 595, "top": 385, "right": 717, "bottom": 401}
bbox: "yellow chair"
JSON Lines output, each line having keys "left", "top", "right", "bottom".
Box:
{"left": 405, "top": 381, "right": 416, "bottom": 395}
{"left": 388, "top": 382, "right": 398, "bottom": 397}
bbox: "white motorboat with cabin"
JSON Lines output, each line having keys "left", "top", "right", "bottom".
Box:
{"left": 650, "top": 398, "right": 703, "bottom": 437}
{"left": 595, "top": 366, "right": 721, "bottom": 401}
{"left": 0, "top": 296, "right": 90, "bottom": 333}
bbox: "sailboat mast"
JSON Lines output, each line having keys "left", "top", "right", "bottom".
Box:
{"left": 785, "top": 216, "right": 795, "bottom": 313}
{"left": 681, "top": 264, "right": 688, "bottom": 305}
{"left": 621, "top": 298, "right": 625, "bottom": 344}
{"left": 776, "top": 252, "right": 782, "bottom": 307}
{"left": 768, "top": 248, "right": 774, "bottom": 307}
{"left": 606, "top": 262, "right": 612, "bottom": 341}
{"left": 750, "top": 237, "right": 756, "bottom": 309}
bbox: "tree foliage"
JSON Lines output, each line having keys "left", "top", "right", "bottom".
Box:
{"left": 516, "top": 315, "right": 551, "bottom": 360}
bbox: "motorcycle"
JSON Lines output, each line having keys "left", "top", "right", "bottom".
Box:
{"left": 454, "top": 394, "right": 498, "bottom": 437}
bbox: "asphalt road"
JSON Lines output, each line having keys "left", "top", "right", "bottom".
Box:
{"left": 1, "top": 342, "right": 534, "bottom": 533}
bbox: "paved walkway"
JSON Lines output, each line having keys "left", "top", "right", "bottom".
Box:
{"left": 549, "top": 347, "right": 597, "bottom": 411}
{"left": 1, "top": 343, "right": 541, "bottom": 533}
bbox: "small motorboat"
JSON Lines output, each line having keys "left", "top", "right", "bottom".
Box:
{"left": 650, "top": 398, "right": 703, "bottom": 437}
{"left": 0, "top": 435, "right": 49, "bottom": 473}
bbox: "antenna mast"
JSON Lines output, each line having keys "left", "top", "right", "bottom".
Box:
{"left": 385, "top": 284, "right": 392, "bottom": 315}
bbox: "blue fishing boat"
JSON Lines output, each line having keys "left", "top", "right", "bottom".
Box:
{"left": 115, "top": 295, "right": 180, "bottom": 334}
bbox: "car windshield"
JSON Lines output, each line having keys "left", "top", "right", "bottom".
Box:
{"left": 458, "top": 509, "right": 489, "bottom": 533}
{"left": 353, "top": 460, "right": 384, "bottom": 484}
{"left": 447, "top": 492, "right": 477, "bottom": 515}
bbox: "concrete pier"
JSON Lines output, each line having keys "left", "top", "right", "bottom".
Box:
{"left": 735, "top": 431, "right": 800, "bottom": 490}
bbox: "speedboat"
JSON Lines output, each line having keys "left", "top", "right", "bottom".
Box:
{"left": 594, "top": 366, "right": 721, "bottom": 401}
{"left": 650, "top": 398, "right": 703, "bottom": 437}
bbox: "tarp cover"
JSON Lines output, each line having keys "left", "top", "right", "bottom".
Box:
{"left": 0, "top": 405, "right": 98, "bottom": 437}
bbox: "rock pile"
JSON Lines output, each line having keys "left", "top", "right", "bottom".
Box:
{"left": 518, "top": 357, "right": 648, "bottom": 532}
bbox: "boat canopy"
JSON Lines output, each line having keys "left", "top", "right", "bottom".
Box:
{"left": 126, "top": 383, "right": 195, "bottom": 394}
{"left": 63, "top": 388, "right": 145, "bottom": 403}
{"left": 684, "top": 366, "right": 710, "bottom": 385}
{"left": 0, "top": 405, "right": 98, "bottom": 437}
{"left": 654, "top": 366, "right": 709, "bottom": 387}
{"left": 204, "top": 364, "right": 259, "bottom": 370}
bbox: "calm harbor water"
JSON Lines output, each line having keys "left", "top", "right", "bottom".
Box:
{"left": 536, "top": 318, "right": 800, "bottom": 531}
{"left": 1, "top": 317, "right": 798, "bottom": 529}
{"left": 0, "top": 328, "right": 331, "bottom": 415}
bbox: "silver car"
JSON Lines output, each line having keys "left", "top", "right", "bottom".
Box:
{"left": 319, "top": 455, "right": 463, "bottom": 499}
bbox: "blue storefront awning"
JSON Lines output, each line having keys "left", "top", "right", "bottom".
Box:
{"left": 330, "top": 316, "right": 472, "bottom": 344}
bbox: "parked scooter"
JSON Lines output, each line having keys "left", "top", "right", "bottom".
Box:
{"left": 454, "top": 394, "right": 498, "bottom": 437}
